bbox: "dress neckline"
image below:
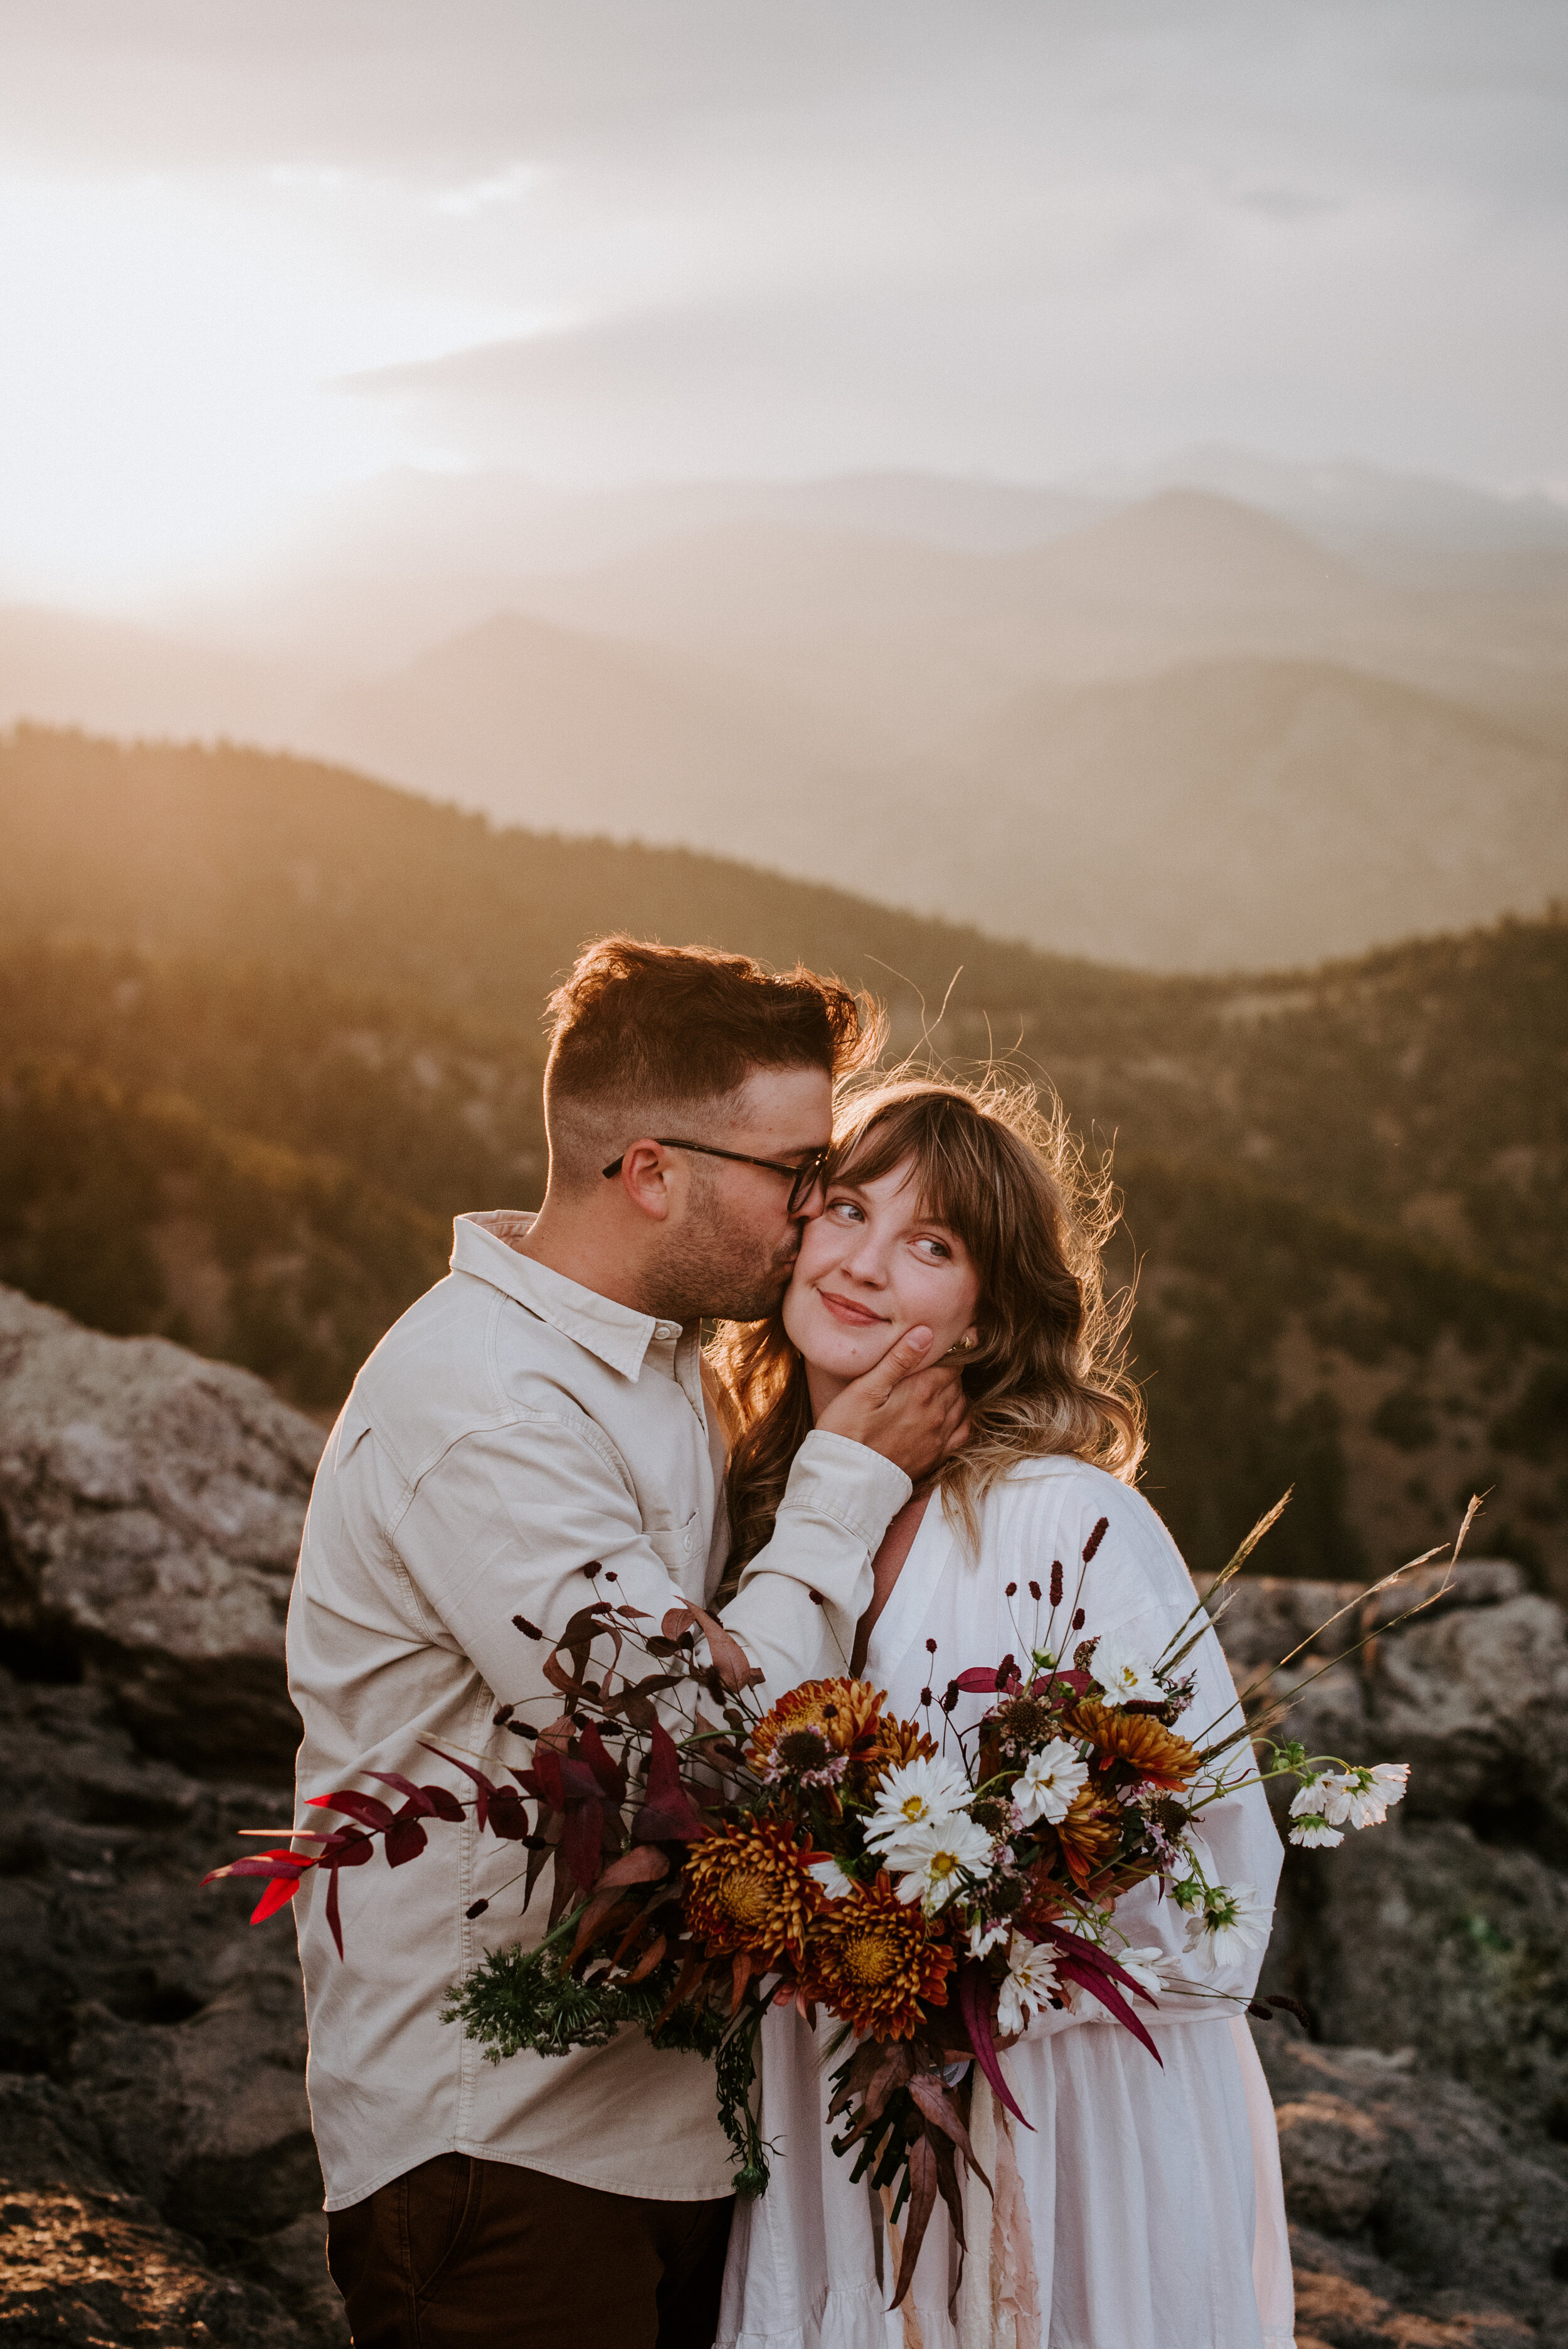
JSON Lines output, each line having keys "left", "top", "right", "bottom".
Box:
{"left": 864, "top": 1487, "right": 956, "bottom": 1692}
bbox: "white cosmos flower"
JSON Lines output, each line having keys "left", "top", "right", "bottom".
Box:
{"left": 806, "top": 1857, "right": 856, "bottom": 1901}
{"left": 864, "top": 1754, "right": 973, "bottom": 1863}
{"left": 997, "top": 1934, "right": 1061, "bottom": 2035}
{"left": 1318, "top": 1763, "right": 1409, "bottom": 1830}
{"left": 891, "top": 1812, "right": 994, "bottom": 1913}
{"left": 1183, "top": 1882, "right": 1273, "bottom": 1975}
{"left": 1090, "top": 1634, "right": 1165, "bottom": 1705}
{"left": 1014, "top": 1738, "right": 1089, "bottom": 1826}
{"left": 1113, "top": 1945, "right": 1167, "bottom": 1998}
{"left": 1289, "top": 1816, "right": 1344, "bottom": 1849}
{"left": 967, "top": 1916, "right": 1010, "bottom": 1958}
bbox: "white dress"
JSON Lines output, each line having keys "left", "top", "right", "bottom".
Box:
{"left": 717, "top": 1459, "right": 1295, "bottom": 2349}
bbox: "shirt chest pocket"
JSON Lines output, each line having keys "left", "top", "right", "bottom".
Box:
{"left": 646, "top": 1509, "right": 702, "bottom": 1596}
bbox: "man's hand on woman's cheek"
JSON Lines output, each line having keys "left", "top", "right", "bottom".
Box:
{"left": 816, "top": 1325, "right": 970, "bottom": 1481}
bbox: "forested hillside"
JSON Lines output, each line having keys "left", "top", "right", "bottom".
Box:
{"left": 2, "top": 726, "right": 1562, "bottom": 1588}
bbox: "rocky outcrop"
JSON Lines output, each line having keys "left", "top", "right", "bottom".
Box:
{"left": 0, "top": 1653, "right": 342, "bottom": 2342}
{"left": 0, "top": 1286, "right": 323, "bottom": 1770}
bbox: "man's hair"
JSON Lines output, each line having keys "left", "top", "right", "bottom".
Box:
{"left": 542, "top": 936, "right": 870, "bottom": 1188}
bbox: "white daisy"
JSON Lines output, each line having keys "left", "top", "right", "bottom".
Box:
{"left": 1089, "top": 1633, "right": 1165, "bottom": 1705}
{"left": 967, "top": 1916, "right": 1010, "bottom": 1958}
{"left": 891, "top": 1811, "right": 994, "bottom": 1913}
{"left": 1014, "top": 1738, "right": 1089, "bottom": 1826}
{"left": 997, "top": 1934, "right": 1061, "bottom": 2035}
{"left": 864, "top": 1753, "right": 973, "bottom": 1865}
{"left": 806, "top": 1857, "right": 856, "bottom": 1901}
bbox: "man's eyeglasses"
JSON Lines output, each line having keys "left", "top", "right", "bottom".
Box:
{"left": 601, "top": 1139, "right": 831, "bottom": 1216}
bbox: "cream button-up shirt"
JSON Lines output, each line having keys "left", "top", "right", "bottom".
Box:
{"left": 287, "top": 1211, "right": 910, "bottom": 2211}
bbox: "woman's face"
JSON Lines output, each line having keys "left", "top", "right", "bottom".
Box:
{"left": 783, "top": 1154, "right": 981, "bottom": 1393}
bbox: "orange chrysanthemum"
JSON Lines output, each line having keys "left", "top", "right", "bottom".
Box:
{"left": 746, "top": 1677, "right": 886, "bottom": 1776}
{"left": 1056, "top": 1788, "right": 1125, "bottom": 1886}
{"left": 681, "top": 1819, "right": 824, "bottom": 1966}
{"left": 801, "top": 1871, "right": 956, "bottom": 2040}
{"left": 1067, "top": 1702, "right": 1202, "bottom": 1790}
{"left": 869, "top": 1714, "right": 940, "bottom": 1776}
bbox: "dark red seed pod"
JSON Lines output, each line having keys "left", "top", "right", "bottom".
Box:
{"left": 1082, "top": 1517, "right": 1110, "bottom": 1566}
{"left": 1049, "top": 1561, "right": 1064, "bottom": 1608}
{"left": 1028, "top": 1580, "right": 1042, "bottom": 1602}
{"left": 926, "top": 1638, "right": 938, "bottom": 1653}
{"left": 1005, "top": 1581, "right": 1017, "bottom": 1598}
{"left": 919, "top": 1687, "right": 933, "bottom": 1708}
{"left": 1072, "top": 1608, "right": 1086, "bottom": 1631}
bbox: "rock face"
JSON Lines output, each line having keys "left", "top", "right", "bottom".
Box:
{"left": 0, "top": 1285, "right": 324, "bottom": 1770}
{"left": 0, "top": 1657, "right": 342, "bottom": 2343}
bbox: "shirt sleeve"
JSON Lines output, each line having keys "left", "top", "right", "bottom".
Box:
{"left": 387, "top": 1413, "right": 909, "bottom": 1717}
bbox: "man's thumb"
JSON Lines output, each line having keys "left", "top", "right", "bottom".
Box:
{"left": 871, "top": 1325, "right": 933, "bottom": 1394}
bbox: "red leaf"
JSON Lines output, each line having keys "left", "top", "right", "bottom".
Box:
{"left": 529, "top": 1744, "right": 564, "bottom": 1810}
{"left": 250, "top": 1874, "right": 305, "bottom": 1924}
{"left": 420, "top": 1785, "right": 465, "bottom": 1823}
{"left": 956, "top": 1962, "right": 1033, "bottom": 2130}
{"left": 951, "top": 1667, "right": 1002, "bottom": 1692}
{"left": 307, "top": 1790, "right": 395, "bottom": 1832}
{"left": 324, "top": 1860, "right": 344, "bottom": 1958}
{"left": 204, "top": 1851, "right": 313, "bottom": 1884}
{"left": 321, "top": 1827, "right": 374, "bottom": 1867}
{"left": 384, "top": 1817, "right": 429, "bottom": 1868}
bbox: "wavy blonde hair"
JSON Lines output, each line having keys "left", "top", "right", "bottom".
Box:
{"left": 711, "top": 1073, "right": 1144, "bottom": 1584}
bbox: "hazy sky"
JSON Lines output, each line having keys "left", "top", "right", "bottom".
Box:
{"left": 1, "top": 0, "right": 1565, "bottom": 605}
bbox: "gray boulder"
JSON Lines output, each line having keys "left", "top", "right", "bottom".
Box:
{"left": 0, "top": 1286, "right": 323, "bottom": 1769}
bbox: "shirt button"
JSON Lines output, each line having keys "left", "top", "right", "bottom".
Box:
{"left": 654, "top": 1321, "right": 679, "bottom": 1340}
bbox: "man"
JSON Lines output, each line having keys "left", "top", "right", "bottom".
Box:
{"left": 289, "top": 937, "right": 968, "bottom": 2348}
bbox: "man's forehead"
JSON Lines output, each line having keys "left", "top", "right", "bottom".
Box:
{"left": 726, "top": 1063, "right": 833, "bottom": 1148}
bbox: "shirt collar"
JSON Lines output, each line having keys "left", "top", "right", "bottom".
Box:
{"left": 450, "top": 1211, "right": 687, "bottom": 1383}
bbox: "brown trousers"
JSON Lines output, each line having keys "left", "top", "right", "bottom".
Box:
{"left": 326, "top": 2153, "right": 733, "bottom": 2349}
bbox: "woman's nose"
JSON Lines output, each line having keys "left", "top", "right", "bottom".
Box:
{"left": 841, "top": 1234, "right": 889, "bottom": 1284}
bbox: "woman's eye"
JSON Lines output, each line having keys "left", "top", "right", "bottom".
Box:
{"left": 915, "top": 1236, "right": 952, "bottom": 1260}
{"left": 827, "top": 1197, "right": 864, "bottom": 1223}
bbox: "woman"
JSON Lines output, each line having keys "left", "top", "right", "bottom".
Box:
{"left": 712, "top": 1078, "right": 1293, "bottom": 2349}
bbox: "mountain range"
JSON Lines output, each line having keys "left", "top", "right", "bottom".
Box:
{"left": 3, "top": 460, "right": 1564, "bottom": 972}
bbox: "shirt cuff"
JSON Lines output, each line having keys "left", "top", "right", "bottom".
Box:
{"left": 783, "top": 1429, "right": 913, "bottom": 1547}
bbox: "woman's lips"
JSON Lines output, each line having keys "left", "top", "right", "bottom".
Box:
{"left": 817, "top": 1288, "right": 889, "bottom": 1328}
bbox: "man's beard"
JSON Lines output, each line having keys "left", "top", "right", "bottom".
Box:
{"left": 649, "top": 1183, "right": 802, "bottom": 1325}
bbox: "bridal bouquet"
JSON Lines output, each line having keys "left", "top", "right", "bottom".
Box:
{"left": 210, "top": 1493, "right": 1442, "bottom": 2306}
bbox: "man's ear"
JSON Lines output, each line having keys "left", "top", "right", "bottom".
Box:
{"left": 614, "top": 1140, "right": 674, "bottom": 1222}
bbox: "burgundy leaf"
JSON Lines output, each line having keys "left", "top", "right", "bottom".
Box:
{"left": 324, "top": 1860, "right": 344, "bottom": 1958}
{"left": 956, "top": 1962, "right": 1032, "bottom": 2129}
{"left": 578, "top": 1722, "right": 628, "bottom": 1802}
{"left": 486, "top": 1788, "right": 531, "bottom": 1842}
{"left": 418, "top": 1744, "right": 498, "bottom": 1829}
{"left": 562, "top": 1797, "right": 607, "bottom": 1888}
{"left": 320, "top": 1828, "right": 374, "bottom": 1868}
{"left": 364, "top": 1771, "right": 436, "bottom": 1814}
{"left": 420, "top": 1785, "right": 465, "bottom": 1823}
{"left": 890, "top": 2133, "right": 940, "bottom": 2309}
{"left": 950, "top": 1666, "right": 1001, "bottom": 1693}
{"left": 307, "top": 1790, "right": 395, "bottom": 1832}
{"left": 384, "top": 1817, "right": 429, "bottom": 1868}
